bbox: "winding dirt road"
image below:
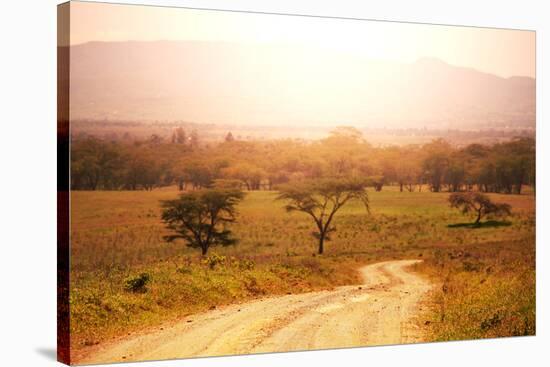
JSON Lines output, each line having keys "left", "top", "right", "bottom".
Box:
{"left": 77, "top": 260, "right": 432, "bottom": 365}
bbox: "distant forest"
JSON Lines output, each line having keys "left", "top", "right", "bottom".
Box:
{"left": 70, "top": 126, "right": 535, "bottom": 195}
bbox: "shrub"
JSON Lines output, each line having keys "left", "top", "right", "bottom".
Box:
{"left": 202, "top": 253, "right": 227, "bottom": 269}
{"left": 238, "top": 259, "right": 255, "bottom": 271}
{"left": 124, "top": 273, "right": 151, "bottom": 293}
{"left": 176, "top": 267, "right": 192, "bottom": 275}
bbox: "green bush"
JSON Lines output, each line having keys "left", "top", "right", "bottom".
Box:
{"left": 124, "top": 273, "right": 151, "bottom": 293}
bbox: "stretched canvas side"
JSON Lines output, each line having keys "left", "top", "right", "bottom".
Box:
{"left": 57, "top": 2, "right": 71, "bottom": 365}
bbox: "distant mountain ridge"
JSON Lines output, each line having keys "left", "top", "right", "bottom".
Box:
{"left": 68, "top": 41, "right": 535, "bottom": 129}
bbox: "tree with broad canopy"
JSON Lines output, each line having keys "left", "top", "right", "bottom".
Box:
{"left": 449, "top": 192, "right": 511, "bottom": 225}
{"left": 277, "top": 178, "right": 370, "bottom": 254}
{"left": 161, "top": 189, "right": 245, "bottom": 255}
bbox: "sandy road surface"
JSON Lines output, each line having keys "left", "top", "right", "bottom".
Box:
{"left": 77, "top": 260, "right": 432, "bottom": 365}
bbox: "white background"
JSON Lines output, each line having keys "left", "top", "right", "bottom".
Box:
{"left": 0, "top": 0, "right": 547, "bottom": 366}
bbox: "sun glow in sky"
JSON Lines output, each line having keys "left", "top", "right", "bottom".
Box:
{"left": 69, "top": 1, "right": 535, "bottom": 78}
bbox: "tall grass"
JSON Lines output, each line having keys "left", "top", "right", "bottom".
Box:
{"left": 418, "top": 238, "right": 535, "bottom": 340}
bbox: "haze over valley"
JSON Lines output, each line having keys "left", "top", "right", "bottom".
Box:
{"left": 69, "top": 40, "right": 535, "bottom": 137}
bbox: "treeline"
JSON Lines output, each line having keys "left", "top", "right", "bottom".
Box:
{"left": 71, "top": 127, "right": 535, "bottom": 194}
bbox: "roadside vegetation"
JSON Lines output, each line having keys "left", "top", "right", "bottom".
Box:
{"left": 418, "top": 236, "right": 535, "bottom": 340}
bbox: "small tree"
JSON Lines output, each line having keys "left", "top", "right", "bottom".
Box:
{"left": 225, "top": 132, "right": 235, "bottom": 142}
{"left": 449, "top": 192, "right": 511, "bottom": 225}
{"left": 277, "top": 178, "right": 369, "bottom": 254}
{"left": 367, "top": 175, "right": 385, "bottom": 192}
{"left": 175, "top": 127, "right": 187, "bottom": 145}
{"left": 161, "top": 189, "right": 245, "bottom": 255}
{"left": 189, "top": 130, "right": 199, "bottom": 149}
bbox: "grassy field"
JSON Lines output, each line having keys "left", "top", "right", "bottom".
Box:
{"left": 70, "top": 187, "right": 535, "bottom": 353}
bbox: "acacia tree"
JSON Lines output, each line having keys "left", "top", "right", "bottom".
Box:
{"left": 277, "top": 179, "right": 369, "bottom": 254}
{"left": 449, "top": 192, "right": 511, "bottom": 225}
{"left": 161, "top": 189, "right": 245, "bottom": 255}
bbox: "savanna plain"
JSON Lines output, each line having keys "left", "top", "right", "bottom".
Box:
{"left": 68, "top": 130, "right": 535, "bottom": 364}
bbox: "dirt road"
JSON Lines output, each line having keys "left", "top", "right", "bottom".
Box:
{"left": 77, "top": 260, "right": 432, "bottom": 365}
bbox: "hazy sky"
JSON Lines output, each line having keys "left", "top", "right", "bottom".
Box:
{"left": 69, "top": 1, "right": 535, "bottom": 78}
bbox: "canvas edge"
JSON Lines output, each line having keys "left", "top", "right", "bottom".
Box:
{"left": 57, "top": 1, "right": 71, "bottom": 365}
